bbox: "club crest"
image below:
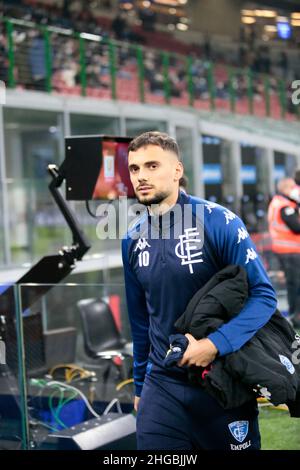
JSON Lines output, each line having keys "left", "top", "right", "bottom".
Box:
{"left": 228, "top": 421, "right": 249, "bottom": 443}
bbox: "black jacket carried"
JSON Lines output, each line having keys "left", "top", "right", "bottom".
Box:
{"left": 174, "top": 265, "right": 300, "bottom": 417}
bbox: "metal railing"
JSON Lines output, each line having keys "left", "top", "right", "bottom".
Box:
{"left": 0, "top": 17, "right": 299, "bottom": 120}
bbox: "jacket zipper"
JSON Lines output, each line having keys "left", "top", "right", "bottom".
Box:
{"left": 159, "top": 224, "right": 166, "bottom": 263}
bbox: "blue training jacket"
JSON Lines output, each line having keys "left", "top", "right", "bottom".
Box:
{"left": 121, "top": 191, "right": 277, "bottom": 397}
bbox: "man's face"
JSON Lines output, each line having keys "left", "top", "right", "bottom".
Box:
{"left": 128, "top": 145, "right": 183, "bottom": 206}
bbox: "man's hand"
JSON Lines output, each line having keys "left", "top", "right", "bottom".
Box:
{"left": 134, "top": 396, "right": 140, "bottom": 412}
{"left": 178, "top": 334, "right": 218, "bottom": 368}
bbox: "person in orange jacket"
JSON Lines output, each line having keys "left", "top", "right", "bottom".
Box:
{"left": 268, "top": 177, "right": 300, "bottom": 328}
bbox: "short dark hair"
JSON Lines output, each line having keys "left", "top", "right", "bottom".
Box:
{"left": 295, "top": 168, "right": 300, "bottom": 186}
{"left": 128, "top": 131, "right": 180, "bottom": 160}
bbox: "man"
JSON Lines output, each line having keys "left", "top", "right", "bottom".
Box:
{"left": 268, "top": 178, "right": 300, "bottom": 328}
{"left": 122, "top": 131, "right": 277, "bottom": 450}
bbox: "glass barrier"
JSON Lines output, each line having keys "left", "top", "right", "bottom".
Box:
{"left": 4, "top": 179, "right": 123, "bottom": 266}
{"left": 1, "top": 282, "right": 135, "bottom": 450}
{"left": 6, "top": 179, "right": 70, "bottom": 266}
{"left": 1, "top": 280, "right": 300, "bottom": 452}
{"left": 72, "top": 198, "right": 124, "bottom": 254}
{"left": 0, "top": 284, "right": 28, "bottom": 450}
{"left": 10, "top": 274, "right": 287, "bottom": 454}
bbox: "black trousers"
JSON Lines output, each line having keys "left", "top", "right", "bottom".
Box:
{"left": 278, "top": 253, "right": 300, "bottom": 316}
{"left": 136, "top": 373, "right": 260, "bottom": 450}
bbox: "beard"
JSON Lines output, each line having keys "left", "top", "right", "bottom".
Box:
{"left": 135, "top": 189, "right": 171, "bottom": 206}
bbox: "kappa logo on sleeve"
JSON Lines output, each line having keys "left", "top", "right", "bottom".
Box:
{"left": 245, "top": 248, "right": 257, "bottom": 264}
{"left": 237, "top": 227, "right": 249, "bottom": 244}
{"left": 205, "top": 202, "right": 217, "bottom": 214}
{"left": 223, "top": 209, "right": 237, "bottom": 225}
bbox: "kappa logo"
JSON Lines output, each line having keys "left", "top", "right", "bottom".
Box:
{"left": 223, "top": 209, "right": 236, "bottom": 225}
{"left": 245, "top": 248, "right": 257, "bottom": 264}
{"left": 279, "top": 354, "right": 295, "bottom": 375}
{"left": 134, "top": 238, "right": 151, "bottom": 252}
{"left": 237, "top": 227, "right": 249, "bottom": 244}
{"left": 175, "top": 227, "right": 203, "bottom": 274}
{"left": 205, "top": 202, "right": 217, "bottom": 214}
{"left": 228, "top": 421, "right": 249, "bottom": 443}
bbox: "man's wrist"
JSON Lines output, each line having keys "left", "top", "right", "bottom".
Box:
{"left": 205, "top": 337, "right": 219, "bottom": 354}
{"left": 207, "top": 331, "right": 233, "bottom": 356}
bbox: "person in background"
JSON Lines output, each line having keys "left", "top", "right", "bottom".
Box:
{"left": 268, "top": 178, "right": 300, "bottom": 328}
{"left": 111, "top": 12, "right": 128, "bottom": 40}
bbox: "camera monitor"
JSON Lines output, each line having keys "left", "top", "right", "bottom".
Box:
{"left": 65, "top": 135, "right": 135, "bottom": 201}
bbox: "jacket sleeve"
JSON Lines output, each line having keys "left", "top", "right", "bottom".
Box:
{"left": 122, "top": 237, "right": 150, "bottom": 397}
{"left": 206, "top": 207, "right": 277, "bottom": 356}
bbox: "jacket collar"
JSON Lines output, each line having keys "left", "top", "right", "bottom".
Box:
{"left": 147, "top": 190, "right": 191, "bottom": 232}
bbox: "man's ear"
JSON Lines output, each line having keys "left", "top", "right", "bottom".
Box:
{"left": 174, "top": 161, "right": 184, "bottom": 181}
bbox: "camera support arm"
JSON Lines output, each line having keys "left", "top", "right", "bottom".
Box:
{"left": 48, "top": 162, "right": 91, "bottom": 266}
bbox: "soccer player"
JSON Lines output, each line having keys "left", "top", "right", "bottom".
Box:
{"left": 122, "top": 131, "right": 277, "bottom": 450}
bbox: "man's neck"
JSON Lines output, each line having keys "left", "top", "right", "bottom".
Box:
{"left": 148, "top": 190, "right": 180, "bottom": 216}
